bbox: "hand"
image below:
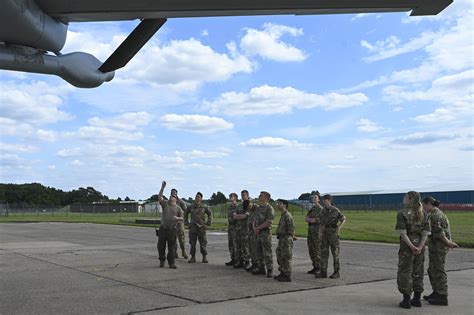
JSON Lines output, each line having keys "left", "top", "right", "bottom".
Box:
{"left": 449, "top": 241, "right": 459, "bottom": 249}
{"left": 411, "top": 247, "right": 421, "bottom": 255}
{"left": 202, "top": 225, "right": 208, "bottom": 230}
{"left": 161, "top": 181, "right": 167, "bottom": 188}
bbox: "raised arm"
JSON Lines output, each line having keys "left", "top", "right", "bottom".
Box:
{"left": 158, "top": 181, "right": 166, "bottom": 202}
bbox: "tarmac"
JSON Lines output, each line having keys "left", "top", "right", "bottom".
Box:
{"left": 0, "top": 222, "right": 473, "bottom": 314}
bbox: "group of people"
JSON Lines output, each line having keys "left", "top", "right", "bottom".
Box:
{"left": 396, "top": 191, "right": 458, "bottom": 308}
{"left": 155, "top": 182, "right": 458, "bottom": 307}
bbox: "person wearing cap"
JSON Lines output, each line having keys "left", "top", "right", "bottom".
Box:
{"left": 306, "top": 191, "right": 322, "bottom": 274}
{"left": 274, "top": 199, "right": 296, "bottom": 282}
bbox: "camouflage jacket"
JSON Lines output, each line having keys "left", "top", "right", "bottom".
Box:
{"left": 395, "top": 207, "right": 431, "bottom": 246}
{"left": 320, "top": 205, "right": 345, "bottom": 230}
{"left": 255, "top": 203, "right": 275, "bottom": 229}
{"left": 247, "top": 203, "right": 257, "bottom": 229}
{"left": 228, "top": 203, "right": 238, "bottom": 226}
{"left": 235, "top": 202, "right": 249, "bottom": 227}
{"left": 184, "top": 203, "right": 212, "bottom": 227}
{"left": 306, "top": 204, "right": 322, "bottom": 226}
{"left": 428, "top": 207, "right": 452, "bottom": 248}
{"left": 277, "top": 211, "right": 295, "bottom": 237}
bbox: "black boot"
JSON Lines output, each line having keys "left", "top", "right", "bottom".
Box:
{"left": 277, "top": 274, "right": 291, "bottom": 282}
{"left": 252, "top": 267, "right": 266, "bottom": 275}
{"left": 315, "top": 271, "right": 327, "bottom": 278}
{"left": 273, "top": 273, "right": 283, "bottom": 280}
{"left": 428, "top": 294, "right": 448, "bottom": 306}
{"left": 329, "top": 271, "right": 340, "bottom": 279}
{"left": 266, "top": 269, "right": 273, "bottom": 278}
{"left": 245, "top": 264, "right": 255, "bottom": 272}
{"left": 159, "top": 260, "right": 165, "bottom": 268}
{"left": 423, "top": 291, "right": 437, "bottom": 301}
{"left": 399, "top": 294, "right": 411, "bottom": 309}
{"left": 202, "top": 255, "right": 208, "bottom": 263}
{"left": 411, "top": 291, "right": 422, "bottom": 307}
{"left": 225, "top": 259, "right": 235, "bottom": 266}
{"left": 188, "top": 256, "right": 196, "bottom": 263}
{"left": 307, "top": 268, "right": 316, "bottom": 274}
{"left": 234, "top": 262, "right": 244, "bottom": 268}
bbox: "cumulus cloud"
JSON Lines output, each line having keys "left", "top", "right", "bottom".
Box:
{"left": 240, "top": 137, "right": 309, "bottom": 148}
{"left": 383, "top": 70, "right": 474, "bottom": 123}
{"left": 357, "top": 118, "right": 384, "bottom": 133}
{"left": 66, "top": 111, "right": 154, "bottom": 144}
{"left": 203, "top": 85, "right": 368, "bottom": 115}
{"left": 88, "top": 112, "right": 154, "bottom": 131}
{"left": 0, "top": 81, "right": 72, "bottom": 125}
{"left": 64, "top": 29, "right": 254, "bottom": 91}
{"left": 239, "top": 23, "right": 307, "bottom": 62}
{"left": 160, "top": 114, "right": 233, "bottom": 134}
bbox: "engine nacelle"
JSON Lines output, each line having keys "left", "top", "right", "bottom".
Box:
{"left": 0, "top": 45, "right": 114, "bottom": 88}
{"left": 0, "top": 0, "right": 67, "bottom": 53}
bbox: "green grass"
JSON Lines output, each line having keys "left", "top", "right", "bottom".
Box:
{"left": 2, "top": 206, "right": 473, "bottom": 247}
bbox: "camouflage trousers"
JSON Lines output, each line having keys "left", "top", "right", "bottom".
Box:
{"left": 189, "top": 225, "right": 207, "bottom": 256}
{"left": 320, "top": 229, "right": 340, "bottom": 273}
{"left": 234, "top": 225, "right": 250, "bottom": 264}
{"left": 256, "top": 229, "right": 273, "bottom": 270}
{"left": 428, "top": 247, "right": 448, "bottom": 295}
{"left": 248, "top": 227, "right": 257, "bottom": 265}
{"left": 397, "top": 246, "right": 425, "bottom": 295}
{"left": 307, "top": 225, "right": 321, "bottom": 268}
{"left": 227, "top": 225, "right": 237, "bottom": 261}
{"left": 174, "top": 223, "right": 186, "bottom": 254}
{"left": 276, "top": 235, "right": 293, "bottom": 276}
{"left": 157, "top": 226, "right": 177, "bottom": 265}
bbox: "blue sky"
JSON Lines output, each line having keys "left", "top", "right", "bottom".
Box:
{"left": 1, "top": 1, "right": 473, "bottom": 200}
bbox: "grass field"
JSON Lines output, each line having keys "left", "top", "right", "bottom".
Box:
{"left": 1, "top": 205, "right": 473, "bottom": 247}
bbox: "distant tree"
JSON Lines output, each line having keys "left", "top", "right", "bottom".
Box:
{"left": 210, "top": 191, "right": 227, "bottom": 205}
{"left": 117, "top": 197, "right": 122, "bottom": 201}
{"left": 124, "top": 196, "right": 131, "bottom": 201}
{"left": 149, "top": 194, "right": 159, "bottom": 201}
{"left": 298, "top": 193, "right": 311, "bottom": 200}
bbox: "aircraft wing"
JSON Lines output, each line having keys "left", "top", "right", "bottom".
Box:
{"left": 37, "top": 0, "right": 453, "bottom": 22}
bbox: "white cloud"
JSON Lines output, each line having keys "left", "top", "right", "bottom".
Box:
{"left": 64, "top": 30, "right": 254, "bottom": 91}
{"left": 239, "top": 23, "right": 307, "bottom": 62}
{"left": 36, "top": 129, "right": 58, "bottom": 142}
{"left": 201, "top": 30, "right": 209, "bottom": 36}
{"left": 391, "top": 132, "right": 460, "bottom": 145}
{"left": 392, "top": 107, "right": 404, "bottom": 112}
{"left": 357, "top": 118, "right": 384, "bottom": 133}
{"left": 362, "top": 31, "right": 437, "bottom": 63}
{"left": 88, "top": 112, "right": 154, "bottom": 131}
{"left": 58, "top": 148, "right": 82, "bottom": 157}
{"left": 203, "top": 85, "right": 368, "bottom": 115}
{"left": 174, "top": 150, "right": 229, "bottom": 159}
{"left": 70, "top": 160, "right": 85, "bottom": 167}
{"left": 72, "top": 126, "right": 144, "bottom": 143}
{"left": 0, "top": 143, "right": 38, "bottom": 153}
{"left": 0, "top": 81, "right": 72, "bottom": 125}
{"left": 383, "top": 70, "right": 474, "bottom": 123}
{"left": 240, "top": 137, "right": 309, "bottom": 148}
{"left": 160, "top": 114, "right": 233, "bottom": 134}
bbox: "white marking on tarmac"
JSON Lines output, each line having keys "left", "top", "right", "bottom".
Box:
{"left": 0, "top": 241, "right": 83, "bottom": 249}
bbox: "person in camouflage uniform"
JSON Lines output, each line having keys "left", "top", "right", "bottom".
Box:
{"left": 422, "top": 196, "right": 459, "bottom": 306}
{"left": 233, "top": 193, "right": 250, "bottom": 268}
{"left": 251, "top": 191, "right": 274, "bottom": 278}
{"left": 184, "top": 192, "right": 212, "bottom": 263}
{"left": 306, "top": 191, "right": 322, "bottom": 274}
{"left": 242, "top": 190, "right": 258, "bottom": 272}
{"left": 157, "top": 181, "right": 183, "bottom": 269}
{"left": 225, "top": 193, "right": 238, "bottom": 266}
{"left": 171, "top": 188, "right": 188, "bottom": 259}
{"left": 316, "top": 194, "right": 346, "bottom": 279}
{"left": 274, "top": 199, "right": 296, "bottom": 282}
{"left": 395, "top": 191, "right": 431, "bottom": 309}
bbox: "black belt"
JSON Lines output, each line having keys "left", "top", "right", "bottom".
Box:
{"left": 308, "top": 223, "right": 319, "bottom": 226}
